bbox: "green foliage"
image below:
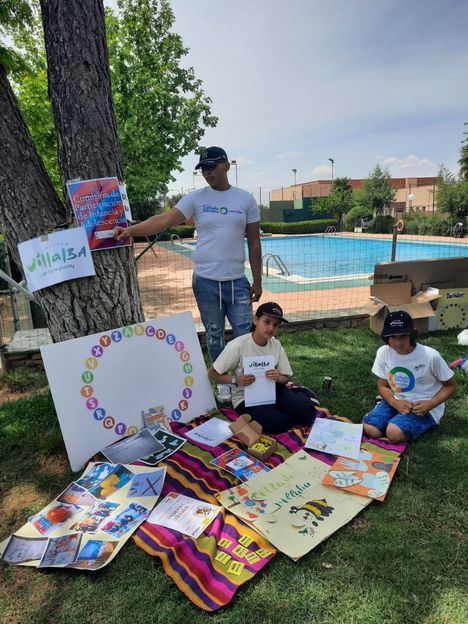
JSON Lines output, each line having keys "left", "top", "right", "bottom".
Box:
{"left": 458, "top": 122, "right": 468, "bottom": 181}
{"left": 260, "top": 219, "right": 337, "bottom": 234}
{"left": 134, "top": 224, "right": 195, "bottom": 242}
{"left": 310, "top": 195, "right": 334, "bottom": 216}
{"left": 362, "top": 164, "right": 395, "bottom": 215}
{"left": 436, "top": 167, "right": 468, "bottom": 221}
{"left": 311, "top": 177, "right": 353, "bottom": 226}
{"left": 6, "top": 1, "right": 217, "bottom": 206}
{"left": 345, "top": 204, "right": 373, "bottom": 231}
{"left": 9, "top": 16, "right": 62, "bottom": 194}
{"left": 368, "top": 215, "right": 394, "bottom": 234}
{"left": 131, "top": 197, "right": 164, "bottom": 222}
{"left": 0, "top": 0, "right": 34, "bottom": 67}
{"left": 167, "top": 225, "right": 195, "bottom": 239}
{"left": 164, "top": 192, "right": 184, "bottom": 210}
{"left": 106, "top": 0, "right": 218, "bottom": 205}
{"left": 0, "top": 366, "right": 48, "bottom": 393}
{"left": 403, "top": 212, "right": 453, "bottom": 236}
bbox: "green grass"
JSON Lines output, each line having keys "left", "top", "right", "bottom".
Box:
{"left": 1, "top": 327, "right": 467, "bottom": 624}
{"left": 0, "top": 366, "right": 48, "bottom": 393}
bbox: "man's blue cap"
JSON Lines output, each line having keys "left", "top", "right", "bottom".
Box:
{"left": 195, "top": 146, "right": 228, "bottom": 169}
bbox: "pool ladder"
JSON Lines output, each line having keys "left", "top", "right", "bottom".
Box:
{"left": 262, "top": 253, "right": 290, "bottom": 277}
{"left": 170, "top": 233, "right": 183, "bottom": 245}
{"left": 324, "top": 225, "right": 337, "bottom": 235}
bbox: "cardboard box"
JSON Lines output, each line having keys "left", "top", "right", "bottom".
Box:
{"left": 373, "top": 258, "right": 468, "bottom": 291}
{"left": 247, "top": 436, "right": 277, "bottom": 461}
{"left": 427, "top": 288, "right": 468, "bottom": 331}
{"left": 362, "top": 281, "right": 440, "bottom": 335}
{"left": 229, "top": 414, "right": 262, "bottom": 446}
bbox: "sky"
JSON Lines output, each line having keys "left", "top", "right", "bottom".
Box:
{"left": 117, "top": 1, "right": 468, "bottom": 203}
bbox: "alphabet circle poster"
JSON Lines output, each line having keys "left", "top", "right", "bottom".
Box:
{"left": 41, "top": 312, "right": 216, "bottom": 471}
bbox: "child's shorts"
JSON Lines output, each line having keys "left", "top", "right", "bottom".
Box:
{"left": 363, "top": 399, "right": 437, "bottom": 442}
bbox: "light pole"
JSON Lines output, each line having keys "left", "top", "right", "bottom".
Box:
{"left": 192, "top": 171, "right": 198, "bottom": 190}
{"left": 328, "top": 158, "right": 334, "bottom": 187}
{"left": 292, "top": 168, "right": 297, "bottom": 200}
{"left": 231, "top": 160, "right": 238, "bottom": 186}
{"left": 408, "top": 192, "right": 415, "bottom": 213}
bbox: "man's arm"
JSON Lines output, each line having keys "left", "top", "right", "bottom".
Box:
{"left": 114, "top": 207, "right": 186, "bottom": 240}
{"left": 246, "top": 221, "right": 262, "bottom": 302}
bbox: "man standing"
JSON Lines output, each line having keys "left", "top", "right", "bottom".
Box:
{"left": 115, "top": 146, "right": 262, "bottom": 401}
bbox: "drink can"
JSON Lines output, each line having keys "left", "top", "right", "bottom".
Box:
{"left": 322, "top": 376, "right": 332, "bottom": 391}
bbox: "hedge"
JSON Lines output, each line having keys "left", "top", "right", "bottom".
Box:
{"left": 134, "top": 225, "right": 196, "bottom": 242}
{"left": 260, "top": 219, "right": 338, "bottom": 234}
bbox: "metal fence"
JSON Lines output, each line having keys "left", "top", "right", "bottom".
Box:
{"left": 2, "top": 231, "right": 467, "bottom": 359}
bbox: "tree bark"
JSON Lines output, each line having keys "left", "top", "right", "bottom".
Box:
{"left": 0, "top": 1, "right": 144, "bottom": 342}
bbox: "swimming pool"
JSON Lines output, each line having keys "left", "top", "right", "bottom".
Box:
{"left": 258, "top": 235, "right": 467, "bottom": 279}
{"left": 174, "top": 235, "right": 467, "bottom": 281}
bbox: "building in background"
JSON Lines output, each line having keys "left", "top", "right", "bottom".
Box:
{"left": 267, "top": 177, "right": 437, "bottom": 222}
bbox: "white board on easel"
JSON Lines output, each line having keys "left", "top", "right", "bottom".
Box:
{"left": 41, "top": 312, "right": 216, "bottom": 472}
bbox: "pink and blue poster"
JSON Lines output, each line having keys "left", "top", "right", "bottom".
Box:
{"left": 67, "top": 177, "right": 130, "bottom": 252}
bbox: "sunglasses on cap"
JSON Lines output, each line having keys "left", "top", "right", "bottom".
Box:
{"left": 200, "top": 162, "right": 220, "bottom": 172}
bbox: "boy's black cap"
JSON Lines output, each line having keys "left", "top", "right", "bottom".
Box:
{"left": 195, "top": 146, "right": 228, "bottom": 169}
{"left": 256, "top": 302, "right": 288, "bottom": 323}
{"left": 381, "top": 310, "right": 413, "bottom": 337}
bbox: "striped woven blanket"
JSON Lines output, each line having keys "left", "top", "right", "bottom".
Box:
{"left": 134, "top": 408, "right": 405, "bottom": 611}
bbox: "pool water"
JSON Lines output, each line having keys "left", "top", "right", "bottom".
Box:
{"left": 177, "top": 235, "right": 467, "bottom": 280}
{"left": 256, "top": 235, "right": 467, "bottom": 279}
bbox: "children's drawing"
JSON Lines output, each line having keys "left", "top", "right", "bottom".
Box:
{"left": 305, "top": 419, "right": 363, "bottom": 459}
{"left": 217, "top": 452, "right": 370, "bottom": 559}
{"left": 289, "top": 498, "right": 335, "bottom": 536}
{"left": 322, "top": 448, "right": 400, "bottom": 501}
{"left": 127, "top": 468, "right": 165, "bottom": 498}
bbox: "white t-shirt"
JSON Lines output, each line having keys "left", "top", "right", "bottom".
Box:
{"left": 213, "top": 333, "right": 293, "bottom": 409}
{"left": 176, "top": 186, "right": 260, "bottom": 280}
{"left": 372, "top": 343, "right": 454, "bottom": 423}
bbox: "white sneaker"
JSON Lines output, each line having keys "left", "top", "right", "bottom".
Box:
{"left": 216, "top": 384, "right": 232, "bottom": 404}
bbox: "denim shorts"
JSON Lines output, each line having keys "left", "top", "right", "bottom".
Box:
{"left": 192, "top": 274, "right": 252, "bottom": 362}
{"left": 363, "top": 399, "right": 437, "bottom": 442}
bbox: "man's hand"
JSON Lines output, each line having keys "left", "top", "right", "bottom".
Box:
{"left": 237, "top": 374, "right": 256, "bottom": 387}
{"left": 412, "top": 400, "right": 433, "bottom": 417}
{"left": 250, "top": 281, "right": 262, "bottom": 302}
{"left": 393, "top": 399, "right": 414, "bottom": 415}
{"left": 114, "top": 226, "right": 131, "bottom": 241}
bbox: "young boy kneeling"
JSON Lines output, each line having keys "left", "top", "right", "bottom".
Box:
{"left": 363, "top": 310, "right": 456, "bottom": 444}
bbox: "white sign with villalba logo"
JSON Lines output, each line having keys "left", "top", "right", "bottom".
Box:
{"left": 18, "top": 227, "right": 95, "bottom": 293}
{"left": 243, "top": 355, "right": 276, "bottom": 407}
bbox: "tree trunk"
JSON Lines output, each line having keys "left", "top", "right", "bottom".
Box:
{"left": 0, "top": 1, "right": 144, "bottom": 342}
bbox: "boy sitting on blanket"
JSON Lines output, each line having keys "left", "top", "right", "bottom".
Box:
{"left": 208, "top": 302, "right": 317, "bottom": 434}
{"left": 363, "top": 310, "right": 456, "bottom": 444}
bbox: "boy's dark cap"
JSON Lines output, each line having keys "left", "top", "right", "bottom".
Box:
{"left": 256, "top": 302, "right": 288, "bottom": 323}
{"left": 381, "top": 310, "right": 414, "bottom": 337}
{"left": 195, "top": 146, "right": 228, "bottom": 169}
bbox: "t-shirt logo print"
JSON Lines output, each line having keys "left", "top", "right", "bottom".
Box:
{"left": 219, "top": 207, "right": 228, "bottom": 215}
{"left": 388, "top": 366, "right": 415, "bottom": 392}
